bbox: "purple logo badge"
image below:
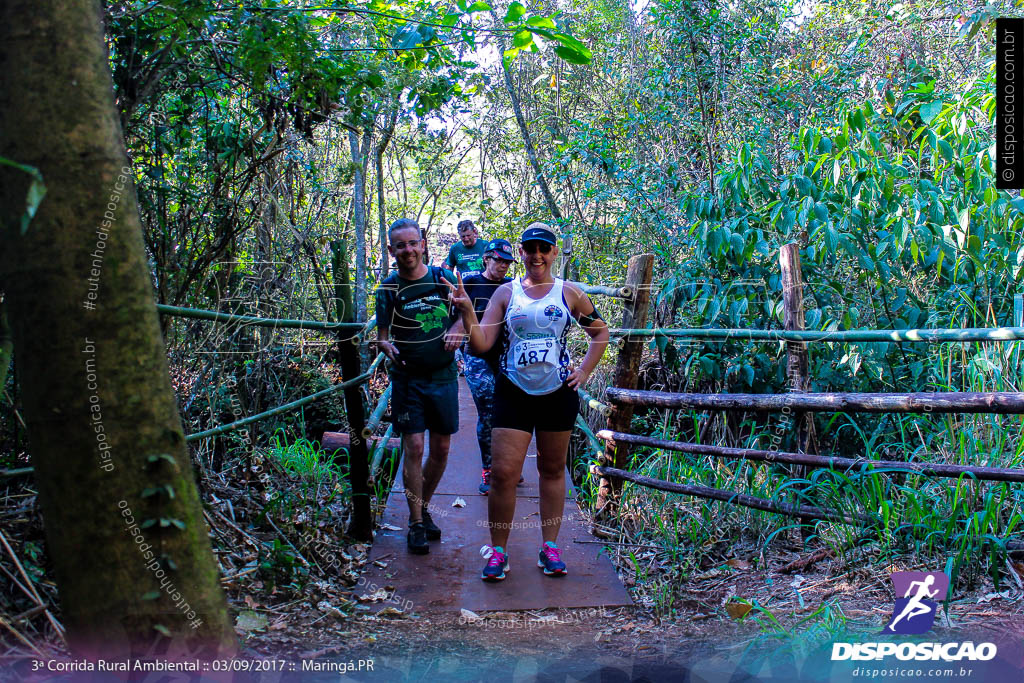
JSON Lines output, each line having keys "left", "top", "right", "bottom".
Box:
{"left": 884, "top": 571, "right": 949, "bottom": 634}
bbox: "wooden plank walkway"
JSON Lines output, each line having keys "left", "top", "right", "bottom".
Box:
{"left": 360, "top": 378, "right": 632, "bottom": 613}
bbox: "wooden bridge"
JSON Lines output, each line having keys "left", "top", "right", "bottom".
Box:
{"left": 357, "top": 377, "right": 632, "bottom": 613}
{"left": 153, "top": 247, "right": 1024, "bottom": 609}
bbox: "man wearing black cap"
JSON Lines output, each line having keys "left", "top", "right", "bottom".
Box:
{"left": 460, "top": 239, "right": 515, "bottom": 494}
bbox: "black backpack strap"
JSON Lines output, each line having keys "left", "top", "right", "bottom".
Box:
{"left": 377, "top": 273, "right": 399, "bottom": 324}
{"left": 429, "top": 265, "right": 455, "bottom": 308}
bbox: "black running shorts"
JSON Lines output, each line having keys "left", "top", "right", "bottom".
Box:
{"left": 493, "top": 374, "right": 578, "bottom": 433}
{"left": 390, "top": 374, "right": 459, "bottom": 435}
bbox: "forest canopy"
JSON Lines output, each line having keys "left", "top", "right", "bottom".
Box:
{"left": 1, "top": 0, "right": 1021, "bottom": 663}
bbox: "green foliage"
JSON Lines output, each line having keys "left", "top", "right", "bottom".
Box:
{"left": 269, "top": 431, "right": 340, "bottom": 483}
{"left": 83, "top": 0, "right": 1020, "bottom": 633}
{"left": 0, "top": 156, "right": 46, "bottom": 235}
{"left": 258, "top": 538, "right": 308, "bottom": 591}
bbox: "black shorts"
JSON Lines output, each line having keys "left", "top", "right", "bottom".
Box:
{"left": 493, "top": 374, "right": 578, "bottom": 433}
{"left": 390, "top": 374, "right": 459, "bottom": 435}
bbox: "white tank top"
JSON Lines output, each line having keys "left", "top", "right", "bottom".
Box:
{"left": 500, "top": 277, "right": 572, "bottom": 395}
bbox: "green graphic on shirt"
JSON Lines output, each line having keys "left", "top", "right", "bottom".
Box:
{"left": 415, "top": 303, "right": 448, "bottom": 333}
{"left": 468, "top": 256, "right": 484, "bottom": 272}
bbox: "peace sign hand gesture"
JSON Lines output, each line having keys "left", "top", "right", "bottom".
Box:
{"left": 445, "top": 271, "right": 473, "bottom": 315}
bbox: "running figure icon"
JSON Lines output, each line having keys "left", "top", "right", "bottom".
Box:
{"left": 886, "top": 574, "right": 938, "bottom": 631}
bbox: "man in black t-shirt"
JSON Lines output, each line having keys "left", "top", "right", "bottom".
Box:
{"left": 375, "top": 218, "right": 463, "bottom": 554}
{"left": 460, "top": 239, "right": 514, "bottom": 494}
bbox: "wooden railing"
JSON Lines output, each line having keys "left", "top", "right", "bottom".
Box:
{"left": 576, "top": 246, "right": 1024, "bottom": 553}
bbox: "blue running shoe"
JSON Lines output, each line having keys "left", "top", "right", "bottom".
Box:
{"left": 481, "top": 546, "right": 509, "bottom": 582}
{"left": 537, "top": 541, "right": 567, "bottom": 576}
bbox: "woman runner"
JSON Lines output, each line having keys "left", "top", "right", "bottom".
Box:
{"left": 448, "top": 222, "right": 609, "bottom": 581}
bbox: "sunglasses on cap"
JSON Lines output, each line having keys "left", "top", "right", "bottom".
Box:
{"left": 522, "top": 241, "right": 553, "bottom": 254}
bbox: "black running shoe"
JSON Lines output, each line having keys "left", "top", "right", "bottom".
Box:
{"left": 407, "top": 522, "right": 429, "bottom": 554}
{"left": 421, "top": 509, "right": 441, "bottom": 541}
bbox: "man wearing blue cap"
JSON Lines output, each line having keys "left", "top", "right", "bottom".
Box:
{"left": 460, "top": 239, "right": 515, "bottom": 493}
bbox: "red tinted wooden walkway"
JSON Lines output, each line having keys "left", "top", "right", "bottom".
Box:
{"left": 360, "top": 378, "right": 632, "bottom": 613}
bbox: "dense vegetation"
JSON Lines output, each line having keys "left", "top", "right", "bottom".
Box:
{"left": 2, "top": 0, "right": 1021, "bottom": 650}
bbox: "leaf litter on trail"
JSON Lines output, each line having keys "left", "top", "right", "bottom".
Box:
{"left": 235, "top": 610, "right": 269, "bottom": 633}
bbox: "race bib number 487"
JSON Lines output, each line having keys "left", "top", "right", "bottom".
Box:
{"left": 514, "top": 338, "right": 555, "bottom": 368}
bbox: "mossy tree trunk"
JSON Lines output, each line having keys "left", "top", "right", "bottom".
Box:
{"left": 0, "top": 0, "right": 236, "bottom": 659}
{"left": 0, "top": 300, "right": 12, "bottom": 392}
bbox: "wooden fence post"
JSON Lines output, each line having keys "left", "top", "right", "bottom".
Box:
{"left": 779, "top": 244, "right": 818, "bottom": 533}
{"left": 779, "top": 244, "right": 818, "bottom": 449}
{"left": 332, "top": 240, "right": 373, "bottom": 541}
{"left": 596, "top": 253, "right": 654, "bottom": 516}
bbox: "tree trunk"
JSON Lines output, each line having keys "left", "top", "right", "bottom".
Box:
{"left": 0, "top": 0, "right": 235, "bottom": 659}
{"left": 0, "top": 299, "right": 12, "bottom": 391}
{"left": 348, "top": 128, "right": 373, "bottom": 324}
{"left": 596, "top": 255, "right": 654, "bottom": 515}
{"left": 376, "top": 111, "right": 398, "bottom": 279}
{"left": 257, "top": 165, "right": 278, "bottom": 353}
{"left": 490, "top": 11, "right": 563, "bottom": 221}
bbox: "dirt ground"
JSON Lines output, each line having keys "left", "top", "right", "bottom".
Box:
{"left": 5, "top": 466, "right": 1024, "bottom": 681}
{"left": 234, "top": 555, "right": 1024, "bottom": 681}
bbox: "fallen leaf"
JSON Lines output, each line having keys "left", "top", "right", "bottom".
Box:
{"left": 977, "top": 590, "right": 1013, "bottom": 604}
{"left": 725, "top": 601, "right": 752, "bottom": 620}
{"left": 789, "top": 575, "right": 806, "bottom": 588}
{"left": 452, "top": 497, "right": 467, "bottom": 508}
{"left": 235, "top": 610, "right": 268, "bottom": 633}
{"left": 1008, "top": 561, "right": 1024, "bottom": 589}
{"left": 376, "top": 607, "right": 406, "bottom": 618}
{"left": 727, "top": 559, "right": 752, "bottom": 570}
{"left": 357, "top": 589, "right": 390, "bottom": 603}
{"left": 317, "top": 601, "right": 344, "bottom": 618}
{"left": 460, "top": 608, "right": 481, "bottom": 623}
{"left": 380, "top": 523, "right": 402, "bottom": 531}
{"left": 692, "top": 568, "right": 726, "bottom": 581}
{"left": 243, "top": 595, "right": 258, "bottom": 609}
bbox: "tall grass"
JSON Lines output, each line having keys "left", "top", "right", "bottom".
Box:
{"left": 269, "top": 429, "right": 341, "bottom": 484}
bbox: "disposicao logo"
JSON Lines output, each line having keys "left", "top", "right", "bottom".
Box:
{"left": 884, "top": 570, "right": 949, "bottom": 635}
{"left": 830, "top": 570, "right": 997, "bottom": 663}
